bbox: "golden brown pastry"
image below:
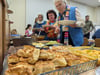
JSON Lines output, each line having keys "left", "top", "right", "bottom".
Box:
{"left": 51, "top": 46, "right": 69, "bottom": 51}
{"left": 17, "top": 45, "right": 35, "bottom": 57}
{"left": 8, "top": 63, "right": 17, "bottom": 68}
{"left": 64, "top": 53, "right": 80, "bottom": 61}
{"left": 24, "top": 45, "right": 35, "bottom": 50}
{"left": 19, "top": 57, "right": 29, "bottom": 62}
{"left": 17, "top": 49, "right": 25, "bottom": 57}
{"left": 52, "top": 56, "right": 67, "bottom": 67}
{"left": 39, "top": 50, "right": 55, "bottom": 60}
{"left": 67, "top": 60, "right": 81, "bottom": 66}
{"left": 17, "top": 49, "right": 34, "bottom": 57}
{"left": 64, "top": 53, "right": 90, "bottom": 66}
{"left": 79, "top": 56, "right": 90, "bottom": 63}
{"left": 28, "top": 48, "right": 40, "bottom": 64}
{"left": 5, "top": 65, "right": 33, "bottom": 75}
{"left": 8, "top": 54, "right": 19, "bottom": 64}
{"left": 8, "top": 62, "right": 34, "bottom": 70}
{"left": 34, "top": 61, "right": 55, "bottom": 75}
{"left": 64, "top": 53, "right": 81, "bottom": 66}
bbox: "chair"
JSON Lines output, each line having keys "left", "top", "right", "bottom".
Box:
{"left": 95, "top": 38, "right": 100, "bottom": 47}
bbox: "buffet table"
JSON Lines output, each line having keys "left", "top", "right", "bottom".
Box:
{"left": 2, "top": 54, "right": 97, "bottom": 75}
{"left": 2, "top": 44, "right": 100, "bottom": 75}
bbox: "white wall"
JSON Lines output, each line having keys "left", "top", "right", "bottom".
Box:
{"left": 69, "top": 1, "right": 96, "bottom": 23}
{"left": 95, "top": 7, "right": 100, "bottom": 25}
{"left": 8, "top": 0, "right": 26, "bottom": 35}
{"left": 7, "top": 0, "right": 99, "bottom": 35}
{"left": 26, "top": 0, "right": 58, "bottom": 27}
{"left": 26, "top": 0, "right": 97, "bottom": 26}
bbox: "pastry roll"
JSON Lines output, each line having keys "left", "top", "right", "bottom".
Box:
{"left": 8, "top": 62, "right": 34, "bottom": 70}
{"left": 17, "top": 45, "right": 35, "bottom": 57}
{"left": 8, "top": 54, "right": 19, "bottom": 64}
{"left": 17, "top": 49, "right": 34, "bottom": 57}
{"left": 5, "top": 65, "right": 33, "bottom": 75}
{"left": 39, "top": 50, "right": 55, "bottom": 60}
{"left": 24, "top": 45, "right": 35, "bottom": 50}
{"left": 28, "top": 48, "right": 40, "bottom": 64}
{"left": 34, "top": 61, "right": 55, "bottom": 75}
{"left": 52, "top": 56, "right": 67, "bottom": 67}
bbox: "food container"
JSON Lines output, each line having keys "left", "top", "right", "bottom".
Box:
{"left": 37, "top": 36, "right": 45, "bottom": 41}
{"left": 39, "top": 60, "right": 97, "bottom": 75}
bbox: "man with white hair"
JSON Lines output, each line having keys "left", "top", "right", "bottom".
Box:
{"left": 54, "top": 0, "right": 85, "bottom": 46}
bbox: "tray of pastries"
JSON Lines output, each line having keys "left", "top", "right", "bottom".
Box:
{"left": 5, "top": 45, "right": 98, "bottom": 75}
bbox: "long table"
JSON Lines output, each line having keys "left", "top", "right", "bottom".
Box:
{"left": 2, "top": 46, "right": 100, "bottom": 75}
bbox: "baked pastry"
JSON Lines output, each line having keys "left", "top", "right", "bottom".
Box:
{"left": 5, "top": 65, "right": 33, "bottom": 75}
{"left": 39, "top": 50, "right": 55, "bottom": 60}
{"left": 17, "top": 49, "right": 34, "bottom": 57}
{"left": 64, "top": 53, "right": 80, "bottom": 60}
{"left": 24, "top": 45, "right": 35, "bottom": 50}
{"left": 52, "top": 56, "right": 67, "bottom": 67}
{"left": 34, "top": 61, "right": 55, "bottom": 75}
{"left": 8, "top": 62, "right": 34, "bottom": 70}
{"left": 51, "top": 46, "right": 69, "bottom": 52}
{"left": 79, "top": 56, "right": 90, "bottom": 63}
{"left": 28, "top": 48, "right": 40, "bottom": 64}
{"left": 19, "top": 57, "right": 29, "bottom": 62}
{"left": 64, "top": 53, "right": 90, "bottom": 66}
{"left": 64, "top": 53, "right": 81, "bottom": 66}
{"left": 8, "top": 54, "right": 19, "bottom": 64}
{"left": 17, "top": 45, "right": 35, "bottom": 57}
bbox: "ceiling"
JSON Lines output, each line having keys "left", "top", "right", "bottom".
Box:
{"left": 71, "top": 0, "right": 100, "bottom": 7}
{"left": 7, "top": 0, "right": 100, "bottom": 7}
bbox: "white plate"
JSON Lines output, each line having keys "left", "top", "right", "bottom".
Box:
{"left": 42, "top": 25, "right": 53, "bottom": 27}
{"left": 58, "top": 20, "right": 76, "bottom": 25}
{"left": 33, "top": 28, "right": 40, "bottom": 30}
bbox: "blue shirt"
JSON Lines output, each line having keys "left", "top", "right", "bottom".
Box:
{"left": 93, "top": 29, "right": 100, "bottom": 38}
{"left": 34, "top": 21, "right": 46, "bottom": 28}
{"left": 34, "top": 21, "right": 46, "bottom": 35}
{"left": 58, "top": 6, "right": 83, "bottom": 46}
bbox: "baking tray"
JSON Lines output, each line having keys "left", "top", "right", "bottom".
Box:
{"left": 39, "top": 60, "right": 97, "bottom": 75}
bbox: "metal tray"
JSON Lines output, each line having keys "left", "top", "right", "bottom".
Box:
{"left": 39, "top": 60, "right": 97, "bottom": 75}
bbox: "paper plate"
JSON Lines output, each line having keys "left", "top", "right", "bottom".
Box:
{"left": 58, "top": 20, "right": 76, "bottom": 25}
{"left": 42, "top": 25, "right": 54, "bottom": 28}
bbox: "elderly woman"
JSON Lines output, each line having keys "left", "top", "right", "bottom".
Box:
{"left": 43, "top": 10, "right": 59, "bottom": 40}
{"left": 34, "top": 14, "right": 46, "bottom": 35}
{"left": 34, "top": 14, "right": 46, "bottom": 28}
{"left": 54, "top": 0, "right": 85, "bottom": 46}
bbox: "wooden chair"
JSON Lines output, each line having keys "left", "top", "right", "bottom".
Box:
{"left": 95, "top": 38, "right": 100, "bottom": 47}
{"left": 82, "top": 38, "right": 88, "bottom": 46}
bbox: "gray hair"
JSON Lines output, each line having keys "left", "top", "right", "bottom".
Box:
{"left": 54, "top": 0, "right": 67, "bottom": 4}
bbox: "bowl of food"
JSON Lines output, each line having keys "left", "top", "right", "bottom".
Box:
{"left": 37, "top": 36, "right": 45, "bottom": 41}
